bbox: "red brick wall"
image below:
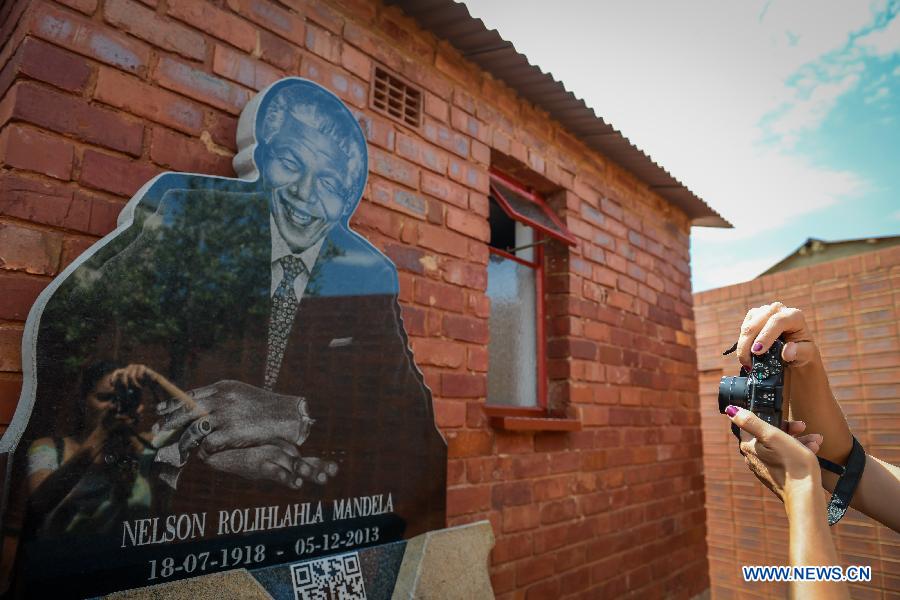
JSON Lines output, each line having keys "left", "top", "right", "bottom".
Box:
{"left": 695, "top": 245, "right": 900, "bottom": 598}
{"left": 0, "top": 0, "right": 708, "bottom": 596}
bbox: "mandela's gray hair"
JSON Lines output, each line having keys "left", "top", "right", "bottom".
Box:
{"left": 259, "top": 82, "right": 366, "bottom": 200}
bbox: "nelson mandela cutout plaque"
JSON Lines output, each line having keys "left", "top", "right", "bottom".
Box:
{"left": 0, "top": 78, "right": 447, "bottom": 598}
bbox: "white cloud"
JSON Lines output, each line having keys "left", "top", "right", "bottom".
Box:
{"left": 855, "top": 12, "right": 900, "bottom": 55}
{"left": 691, "top": 254, "right": 783, "bottom": 292}
{"left": 461, "top": 0, "right": 887, "bottom": 287}
{"left": 864, "top": 86, "right": 891, "bottom": 104}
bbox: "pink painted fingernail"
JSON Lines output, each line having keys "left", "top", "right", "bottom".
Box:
{"left": 752, "top": 342, "right": 763, "bottom": 353}
{"left": 725, "top": 405, "right": 740, "bottom": 418}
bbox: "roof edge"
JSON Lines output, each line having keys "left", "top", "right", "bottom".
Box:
{"left": 385, "top": 0, "right": 732, "bottom": 229}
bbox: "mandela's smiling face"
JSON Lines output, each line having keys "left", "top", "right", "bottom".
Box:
{"left": 264, "top": 119, "right": 351, "bottom": 253}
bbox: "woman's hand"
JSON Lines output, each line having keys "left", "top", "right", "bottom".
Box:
{"left": 110, "top": 364, "right": 162, "bottom": 390}
{"left": 736, "top": 301, "right": 817, "bottom": 369}
{"left": 726, "top": 406, "right": 822, "bottom": 502}
{"left": 735, "top": 302, "right": 852, "bottom": 465}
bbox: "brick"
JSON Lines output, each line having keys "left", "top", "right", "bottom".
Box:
{"left": 150, "top": 128, "right": 233, "bottom": 176}
{"left": 0, "top": 272, "right": 48, "bottom": 320}
{"left": 540, "top": 498, "right": 577, "bottom": 524}
{"left": 167, "top": 0, "right": 257, "bottom": 53}
{"left": 442, "top": 259, "right": 486, "bottom": 290}
{"left": 446, "top": 206, "right": 489, "bottom": 242}
{"left": 0, "top": 125, "right": 73, "bottom": 180}
{"left": 414, "top": 278, "right": 464, "bottom": 312}
{"left": 417, "top": 223, "right": 468, "bottom": 258}
{"left": 29, "top": 4, "right": 150, "bottom": 74}
{"left": 212, "top": 45, "right": 282, "bottom": 91}
{"left": 369, "top": 147, "right": 419, "bottom": 189}
{"left": 492, "top": 481, "right": 533, "bottom": 508}
{"left": 7, "top": 82, "right": 143, "bottom": 156}
{"left": 424, "top": 92, "right": 449, "bottom": 122}
{"left": 300, "top": 57, "right": 369, "bottom": 108}
{"left": 82, "top": 191, "right": 124, "bottom": 236}
{"left": 385, "top": 186, "right": 431, "bottom": 221}
{"left": 257, "top": 30, "right": 301, "bottom": 71}
{"left": 502, "top": 504, "right": 540, "bottom": 533}
{"left": 446, "top": 430, "right": 492, "bottom": 458}
{"left": 409, "top": 338, "right": 465, "bottom": 368}
{"left": 433, "top": 398, "right": 466, "bottom": 428}
{"left": 525, "top": 578, "right": 560, "bottom": 600}
{"left": 383, "top": 243, "right": 429, "bottom": 274}
{"left": 468, "top": 346, "right": 488, "bottom": 372}
{"left": 443, "top": 314, "right": 488, "bottom": 344}
{"left": 94, "top": 67, "right": 204, "bottom": 135}
{"left": 420, "top": 171, "right": 468, "bottom": 208}
{"left": 396, "top": 133, "right": 448, "bottom": 175}
{"left": 60, "top": 235, "right": 95, "bottom": 269}
{"left": 423, "top": 117, "right": 469, "bottom": 158}
{"left": 225, "top": 0, "right": 304, "bottom": 45}
{"left": 103, "top": 0, "right": 206, "bottom": 61}
{"left": 448, "top": 155, "right": 489, "bottom": 193}
{"left": 340, "top": 43, "right": 371, "bottom": 81}
{"left": 55, "top": 0, "right": 99, "bottom": 14}
{"left": 0, "top": 173, "right": 89, "bottom": 232}
{"left": 305, "top": 21, "right": 341, "bottom": 62}
{"left": 0, "top": 38, "right": 92, "bottom": 97}
{"left": 355, "top": 113, "right": 395, "bottom": 151}
{"left": 491, "top": 532, "right": 533, "bottom": 565}
{"left": 440, "top": 373, "right": 485, "bottom": 398}
{"left": 79, "top": 149, "right": 161, "bottom": 197}
{"left": 451, "top": 106, "right": 489, "bottom": 143}
{"left": 446, "top": 484, "right": 491, "bottom": 516}
{"left": 0, "top": 222, "right": 63, "bottom": 276}
{"left": 155, "top": 56, "right": 251, "bottom": 116}
{"left": 0, "top": 326, "right": 23, "bottom": 372}
{"left": 0, "top": 376, "right": 24, "bottom": 422}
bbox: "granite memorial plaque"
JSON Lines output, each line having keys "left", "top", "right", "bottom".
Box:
{"left": 0, "top": 78, "right": 447, "bottom": 598}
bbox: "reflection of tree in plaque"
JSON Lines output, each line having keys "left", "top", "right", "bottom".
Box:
{"left": 0, "top": 78, "right": 446, "bottom": 598}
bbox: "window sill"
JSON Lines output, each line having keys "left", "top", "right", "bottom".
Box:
{"left": 483, "top": 405, "right": 582, "bottom": 432}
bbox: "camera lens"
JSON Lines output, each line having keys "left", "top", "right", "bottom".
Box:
{"left": 718, "top": 376, "right": 749, "bottom": 414}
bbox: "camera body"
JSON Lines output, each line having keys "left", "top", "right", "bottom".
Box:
{"left": 718, "top": 339, "right": 785, "bottom": 428}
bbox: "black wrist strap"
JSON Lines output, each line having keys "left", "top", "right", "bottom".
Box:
{"left": 820, "top": 436, "right": 866, "bottom": 526}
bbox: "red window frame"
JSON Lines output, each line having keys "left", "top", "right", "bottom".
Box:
{"left": 485, "top": 170, "right": 575, "bottom": 417}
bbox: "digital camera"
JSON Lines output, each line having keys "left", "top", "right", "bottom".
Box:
{"left": 113, "top": 380, "right": 142, "bottom": 420}
{"left": 718, "top": 339, "right": 785, "bottom": 428}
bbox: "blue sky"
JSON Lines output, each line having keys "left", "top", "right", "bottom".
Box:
{"left": 462, "top": 0, "right": 900, "bottom": 291}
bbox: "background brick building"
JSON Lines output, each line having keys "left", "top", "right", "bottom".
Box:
{"left": 695, "top": 244, "right": 900, "bottom": 599}
{"left": 0, "top": 0, "right": 727, "bottom": 596}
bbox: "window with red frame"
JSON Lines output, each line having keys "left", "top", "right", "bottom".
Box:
{"left": 486, "top": 171, "right": 576, "bottom": 410}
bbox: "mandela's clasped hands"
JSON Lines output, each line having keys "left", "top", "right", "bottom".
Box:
{"left": 134, "top": 374, "right": 338, "bottom": 490}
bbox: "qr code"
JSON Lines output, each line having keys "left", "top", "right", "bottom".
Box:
{"left": 291, "top": 552, "right": 368, "bottom": 600}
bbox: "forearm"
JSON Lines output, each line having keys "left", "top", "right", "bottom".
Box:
{"left": 785, "top": 482, "right": 848, "bottom": 600}
{"left": 787, "top": 360, "right": 853, "bottom": 464}
{"left": 822, "top": 454, "right": 900, "bottom": 532}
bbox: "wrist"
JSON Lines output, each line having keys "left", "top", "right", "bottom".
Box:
{"left": 784, "top": 476, "right": 824, "bottom": 517}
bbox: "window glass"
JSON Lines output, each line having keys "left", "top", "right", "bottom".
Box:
{"left": 491, "top": 178, "right": 571, "bottom": 243}
{"left": 487, "top": 223, "right": 537, "bottom": 407}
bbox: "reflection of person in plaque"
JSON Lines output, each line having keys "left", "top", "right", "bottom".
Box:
{"left": 63, "top": 78, "right": 448, "bottom": 536}
{"left": 25, "top": 362, "right": 175, "bottom": 535}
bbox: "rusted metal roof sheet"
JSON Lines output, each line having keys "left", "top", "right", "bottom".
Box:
{"left": 386, "top": 0, "right": 731, "bottom": 228}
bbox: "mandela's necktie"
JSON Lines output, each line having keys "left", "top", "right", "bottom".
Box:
{"left": 264, "top": 255, "right": 306, "bottom": 390}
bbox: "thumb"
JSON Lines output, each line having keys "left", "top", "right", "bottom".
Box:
{"left": 725, "top": 406, "right": 776, "bottom": 442}
{"left": 782, "top": 341, "right": 816, "bottom": 367}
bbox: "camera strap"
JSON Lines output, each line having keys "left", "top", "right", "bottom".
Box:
{"left": 819, "top": 436, "right": 866, "bottom": 526}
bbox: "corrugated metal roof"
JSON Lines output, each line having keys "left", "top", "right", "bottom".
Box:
{"left": 386, "top": 0, "right": 731, "bottom": 228}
